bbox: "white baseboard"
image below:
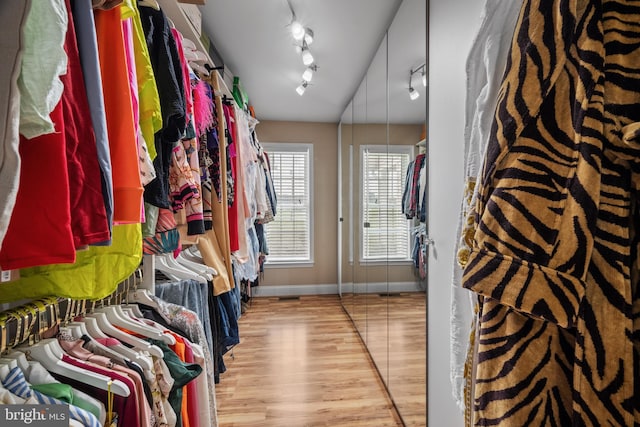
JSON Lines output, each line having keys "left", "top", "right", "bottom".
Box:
{"left": 341, "top": 281, "right": 423, "bottom": 294}
{"left": 253, "top": 282, "right": 423, "bottom": 297}
{"left": 253, "top": 284, "right": 339, "bottom": 297}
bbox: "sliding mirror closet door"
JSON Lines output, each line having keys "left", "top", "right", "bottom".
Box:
{"left": 339, "top": 101, "right": 354, "bottom": 319}
{"left": 361, "top": 31, "right": 391, "bottom": 386}
{"left": 351, "top": 76, "right": 369, "bottom": 339}
{"left": 339, "top": 0, "right": 427, "bottom": 424}
{"left": 386, "top": 0, "right": 427, "bottom": 423}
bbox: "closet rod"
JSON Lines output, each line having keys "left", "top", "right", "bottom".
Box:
{"left": 0, "top": 269, "right": 143, "bottom": 355}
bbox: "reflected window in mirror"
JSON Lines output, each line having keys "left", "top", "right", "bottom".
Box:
{"left": 360, "top": 145, "right": 413, "bottom": 263}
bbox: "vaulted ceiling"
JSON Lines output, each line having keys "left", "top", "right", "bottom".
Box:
{"left": 198, "top": 0, "right": 425, "bottom": 124}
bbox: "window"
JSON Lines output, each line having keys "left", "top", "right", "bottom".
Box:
{"left": 360, "top": 145, "right": 412, "bottom": 261}
{"left": 263, "top": 143, "right": 313, "bottom": 264}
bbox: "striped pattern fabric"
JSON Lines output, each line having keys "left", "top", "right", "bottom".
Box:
{"left": 462, "top": 0, "right": 640, "bottom": 425}
{"left": 3, "top": 366, "right": 101, "bottom": 427}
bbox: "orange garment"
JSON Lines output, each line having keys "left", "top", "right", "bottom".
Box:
{"left": 94, "top": 5, "right": 143, "bottom": 223}
{"left": 169, "top": 333, "right": 190, "bottom": 427}
{"left": 114, "top": 325, "right": 199, "bottom": 427}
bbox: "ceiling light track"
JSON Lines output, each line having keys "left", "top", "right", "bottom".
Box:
{"left": 408, "top": 62, "right": 426, "bottom": 100}
{"left": 287, "top": 0, "right": 318, "bottom": 95}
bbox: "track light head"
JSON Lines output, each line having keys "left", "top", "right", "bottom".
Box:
{"left": 296, "top": 81, "right": 309, "bottom": 96}
{"left": 302, "top": 64, "right": 317, "bottom": 82}
{"left": 302, "top": 68, "right": 313, "bottom": 82}
{"left": 291, "top": 20, "right": 305, "bottom": 40}
{"left": 409, "top": 86, "right": 420, "bottom": 101}
{"left": 304, "top": 28, "right": 314, "bottom": 45}
{"left": 301, "top": 44, "right": 314, "bottom": 66}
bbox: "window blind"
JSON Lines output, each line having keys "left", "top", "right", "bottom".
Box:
{"left": 362, "top": 146, "right": 411, "bottom": 261}
{"left": 264, "top": 145, "right": 311, "bottom": 262}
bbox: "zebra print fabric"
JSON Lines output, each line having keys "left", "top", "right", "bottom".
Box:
{"left": 462, "top": 0, "right": 640, "bottom": 424}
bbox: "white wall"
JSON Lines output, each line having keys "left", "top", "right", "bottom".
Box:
{"left": 428, "top": 0, "right": 483, "bottom": 425}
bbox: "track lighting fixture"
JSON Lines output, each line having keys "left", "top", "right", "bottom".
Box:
{"left": 291, "top": 20, "right": 305, "bottom": 40}
{"left": 408, "top": 62, "right": 426, "bottom": 100}
{"left": 302, "top": 64, "right": 317, "bottom": 82}
{"left": 287, "top": 1, "right": 318, "bottom": 94}
{"left": 296, "top": 81, "right": 308, "bottom": 96}
{"left": 409, "top": 86, "right": 420, "bottom": 101}
{"left": 304, "top": 28, "right": 314, "bottom": 45}
{"left": 301, "top": 42, "right": 314, "bottom": 66}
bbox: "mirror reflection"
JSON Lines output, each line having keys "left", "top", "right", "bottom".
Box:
{"left": 339, "top": 0, "right": 427, "bottom": 424}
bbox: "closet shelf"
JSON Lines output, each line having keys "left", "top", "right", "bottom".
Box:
{"left": 416, "top": 138, "right": 426, "bottom": 147}
{"left": 157, "top": 0, "right": 233, "bottom": 97}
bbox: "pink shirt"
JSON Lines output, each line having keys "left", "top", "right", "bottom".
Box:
{"left": 58, "top": 354, "right": 140, "bottom": 427}
{"left": 60, "top": 338, "right": 153, "bottom": 427}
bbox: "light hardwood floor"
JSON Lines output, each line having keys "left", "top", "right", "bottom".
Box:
{"left": 215, "top": 295, "right": 403, "bottom": 427}
{"left": 364, "top": 293, "right": 427, "bottom": 426}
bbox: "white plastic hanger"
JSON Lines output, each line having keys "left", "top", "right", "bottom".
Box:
{"left": 121, "top": 303, "right": 144, "bottom": 318}
{"left": 120, "top": 308, "right": 176, "bottom": 345}
{"left": 75, "top": 318, "right": 153, "bottom": 371}
{"left": 182, "top": 38, "right": 197, "bottom": 51}
{"left": 156, "top": 253, "right": 208, "bottom": 283}
{"left": 189, "top": 62, "right": 210, "bottom": 77}
{"left": 154, "top": 255, "right": 180, "bottom": 281}
{"left": 184, "top": 48, "right": 209, "bottom": 64}
{"left": 176, "top": 252, "right": 216, "bottom": 281}
{"left": 59, "top": 324, "right": 130, "bottom": 366}
{"left": 0, "top": 364, "right": 11, "bottom": 381}
{"left": 85, "top": 312, "right": 163, "bottom": 358}
{"left": 94, "top": 305, "right": 174, "bottom": 345}
{"left": 0, "top": 358, "right": 18, "bottom": 371}
{"left": 124, "top": 289, "right": 171, "bottom": 324}
{"left": 3, "top": 352, "right": 29, "bottom": 372}
{"left": 17, "top": 339, "right": 130, "bottom": 397}
{"left": 181, "top": 246, "right": 205, "bottom": 263}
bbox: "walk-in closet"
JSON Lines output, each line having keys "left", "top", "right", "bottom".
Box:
{"left": 3, "top": 0, "right": 639, "bottom": 426}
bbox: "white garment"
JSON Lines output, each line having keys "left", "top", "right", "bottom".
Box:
{"left": 154, "top": 356, "right": 177, "bottom": 427}
{"left": 18, "top": 0, "right": 68, "bottom": 139}
{"left": 0, "top": 384, "right": 25, "bottom": 404}
{"left": 24, "top": 360, "right": 107, "bottom": 426}
{"left": 137, "top": 127, "right": 157, "bottom": 186}
{"left": 0, "top": 0, "right": 31, "bottom": 250}
{"left": 254, "top": 156, "right": 269, "bottom": 221}
{"left": 190, "top": 343, "right": 213, "bottom": 427}
{"left": 450, "top": 0, "right": 522, "bottom": 412}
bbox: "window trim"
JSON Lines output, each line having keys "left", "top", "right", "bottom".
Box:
{"left": 359, "top": 144, "right": 414, "bottom": 263}
{"left": 261, "top": 142, "right": 314, "bottom": 267}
